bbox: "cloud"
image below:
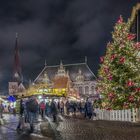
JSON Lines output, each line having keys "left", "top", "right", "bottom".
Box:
{"left": 0, "top": 0, "right": 138, "bottom": 93}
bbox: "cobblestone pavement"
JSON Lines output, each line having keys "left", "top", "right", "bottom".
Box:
{"left": 1, "top": 114, "right": 140, "bottom": 140}
{"left": 56, "top": 116, "right": 140, "bottom": 140}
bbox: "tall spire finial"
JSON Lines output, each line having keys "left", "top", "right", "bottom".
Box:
{"left": 78, "top": 69, "right": 82, "bottom": 74}
{"left": 60, "top": 60, "right": 63, "bottom": 68}
{"left": 66, "top": 70, "right": 69, "bottom": 76}
{"left": 60, "top": 60, "right": 63, "bottom": 65}
{"left": 85, "top": 56, "right": 87, "bottom": 64}
{"left": 44, "top": 59, "right": 47, "bottom": 66}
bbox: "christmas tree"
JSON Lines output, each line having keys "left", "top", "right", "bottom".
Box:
{"left": 97, "top": 16, "right": 140, "bottom": 110}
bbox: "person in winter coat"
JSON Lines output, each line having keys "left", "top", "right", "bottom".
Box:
{"left": 16, "top": 99, "right": 24, "bottom": 131}
{"left": 26, "top": 96, "right": 39, "bottom": 133}
{"left": 45, "top": 101, "right": 51, "bottom": 117}
{"left": 84, "top": 99, "right": 93, "bottom": 119}
{"left": 59, "top": 101, "right": 64, "bottom": 114}
{"left": 0, "top": 102, "right": 4, "bottom": 118}
{"left": 50, "top": 99, "right": 58, "bottom": 122}
{"left": 40, "top": 101, "right": 46, "bottom": 119}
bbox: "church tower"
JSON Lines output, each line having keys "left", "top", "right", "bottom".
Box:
{"left": 8, "top": 34, "right": 25, "bottom": 96}
{"left": 13, "top": 33, "right": 22, "bottom": 83}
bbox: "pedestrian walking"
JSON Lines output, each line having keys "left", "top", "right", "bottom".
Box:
{"left": 85, "top": 99, "right": 93, "bottom": 119}
{"left": 65, "top": 100, "right": 70, "bottom": 115}
{"left": 26, "top": 96, "right": 38, "bottom": 133}
{"left": 72, "top": 101, "right": 77, "bottom": 116}
{"left": 0, "top": 102, "right": 4, "bottom": 118}
{"left": 40, "top": 101, "right": 46, "bottom": 119}
{"left": 16, "top": 99, "right": 25, "bottom": 132}
{"left": 60, "top": 101, "right": 64, "bottom": 114}
{"left": 50, "top": 99, "right": 58, "bottom": 122}
{"left": 45, "top": 101, "right": 51, "bottom": 117}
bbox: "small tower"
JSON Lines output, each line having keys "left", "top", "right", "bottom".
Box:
{"left": 75, "top": 69, "right": 84, "bottom": 82}
{"left": 56, "top": 60, "right": 66, "bottom": 77}
{"left": 43, "top": 71, "right": 50, "bottom": 83}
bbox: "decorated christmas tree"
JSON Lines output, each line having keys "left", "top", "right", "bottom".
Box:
{"left": 97, "top": 16, "right": 140, "bottom": 110}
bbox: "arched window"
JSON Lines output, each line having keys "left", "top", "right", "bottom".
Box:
{"left": 79, "top": 87, "right": 83, "bottom": 95}
{"left": 85, "top": 86, "right": 89, "bottom": 94}
{"left": 91, "top": 86, "right": 95, "bottom": 94}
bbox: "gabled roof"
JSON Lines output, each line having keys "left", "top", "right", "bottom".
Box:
{"left": 34, "top": 62, "right": 96, "bottom": 83}
{"left": 53, "top": 77, "right": 68, "bottom": 88}
{"left": 18, "top": 83, "right": 26, "bottom": 91}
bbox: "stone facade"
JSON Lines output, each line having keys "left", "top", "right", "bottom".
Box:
{"left": 34, "top": 61, "right": 97, "bottom": 98}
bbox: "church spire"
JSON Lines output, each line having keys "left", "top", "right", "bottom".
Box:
{"left": 13, "top": 33, "right": 22, "bottom": 82}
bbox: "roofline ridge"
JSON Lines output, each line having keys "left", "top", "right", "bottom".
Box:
{"left": 44, "top": 62, "right": 86, "bottom": 67}
{"left": 34, "top": 66, "right": 47, "bottom": 82}
{"left": 63, "top": 62, "right": 86, "bottom": 66}
{"left": 46, "top": 65, "right": 59, "bottom": 68}
{"left": 86, "top": 63, "right": 97, "bottom": 79}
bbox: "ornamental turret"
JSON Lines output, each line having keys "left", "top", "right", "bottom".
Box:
{"left": 42, "top": 71, "right": 50, "bottom": 83}
{"left": 75, "top": 69, "right": 84, "bottom": 82}
{"left": 56, "top": 61, "right": 66, "bottom": 77}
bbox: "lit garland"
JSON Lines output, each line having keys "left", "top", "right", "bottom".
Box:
{"left": 97, "top": 16, "right": 140, "bottom": 109}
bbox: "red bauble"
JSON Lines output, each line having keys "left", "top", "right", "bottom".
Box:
{"left": 111, "top": 54, "right": 116, "bottom": 61}
{"left": 127, "top": 34, "right": 136, "bottom": 40}
{"left": 100, "top": 56, "right": 104, "bottom": 63}
{"left": 119, "top": 57, "right": 125, "bottom": 63}
{"left": 108, "top": 93, "right": 113, "bottom": 97}
{"left": 134, "top": 42, "right": 140, "bottom": 50}
{"left": 127, "top": 80, "right": 134, "bottom": 87}
{"left": 117, "top": 15, "right": 123, "bottom": 24}
{"left": 108, "top": 93, "right": 115, "bottom": 99}
{"left": 135, "top": 88, "right": 140, "bottom": 92}
{"left": 106, "top": 107, "right": 112, "bottom": 110}
{"left": 128, "top": 95, "right": 134, "bottom": 102}
{"left": 108, "top": 75, "right": 113, "bottom": 81}
{"left": 104, "top": 67, "right": 109, "bottom": 74}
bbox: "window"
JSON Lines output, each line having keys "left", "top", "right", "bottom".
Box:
{"left": 85, "top": 86, "right": 89, "bottom": 94}
{"left": 79, "top": 87, "right": 83, "bottom": 95}
{"left": 91, "top": 86, "right": 95, "bottom": 94}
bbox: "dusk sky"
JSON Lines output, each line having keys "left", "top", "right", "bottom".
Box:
{"left": 0, "top": 0, "right": 139, "bottom": 93}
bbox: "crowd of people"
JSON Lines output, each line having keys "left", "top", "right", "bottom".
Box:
{"left": 11, "top": 96, "right": 95, "bottom": 133}
{"left": 0, "top": 102, "right": 17, "bottom": 118}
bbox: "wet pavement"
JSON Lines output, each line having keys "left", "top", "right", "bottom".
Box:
{"left": 1, "top": 114, "right": 140, "bottom": 140}
{"left": 0, "top": 114, "right": 48, "bottom": 140}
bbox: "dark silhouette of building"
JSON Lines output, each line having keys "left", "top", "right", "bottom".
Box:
{"left": 8, "top": 34, "right": 25, "bottom": 96}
